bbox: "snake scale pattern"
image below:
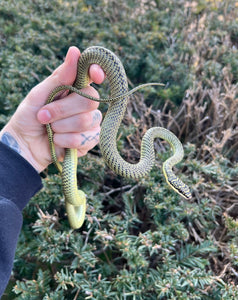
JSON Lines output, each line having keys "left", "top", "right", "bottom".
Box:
{"left": 46, "top": 46, "right": 192, "bottom": 229}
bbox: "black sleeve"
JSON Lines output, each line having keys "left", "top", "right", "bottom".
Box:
{"left": 0, "top": 142, "right": 43, "bottom": 297}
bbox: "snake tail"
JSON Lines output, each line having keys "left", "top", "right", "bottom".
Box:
{"left": 63, "top": 148, "right": 87, "bottom": 229}
{"left": 46, "top": 83, "right": 164, "bottom": 105}
{"left": 65, "top": 196, "right": 86, "bottom": 229}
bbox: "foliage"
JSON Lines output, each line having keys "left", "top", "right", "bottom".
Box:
{"left": 1, "top": 0, "right": 238, "bottom": 299}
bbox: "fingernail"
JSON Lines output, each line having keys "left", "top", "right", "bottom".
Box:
{"left": 38, "top": 109, "right": 52, "bottom": 123}
{"left": 90, "top": 64, "right": 105, "bottom": 83}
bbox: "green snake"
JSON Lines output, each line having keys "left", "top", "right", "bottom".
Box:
{"left": 46, "top": 46, "right": 191, "bottom": 229}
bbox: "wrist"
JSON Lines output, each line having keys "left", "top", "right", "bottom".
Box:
{"left": 0, "top": 127, "right": 45, "bottom": 173}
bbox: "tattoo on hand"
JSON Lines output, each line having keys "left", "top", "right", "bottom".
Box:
{"left": 1, "top": 132, "right": 21, "bottom": 154}
{"left": 91, "top": 111, "right": 101, "bottom": 127}
{"left": 80, "top": 132, "right": 99, "bottom": 146}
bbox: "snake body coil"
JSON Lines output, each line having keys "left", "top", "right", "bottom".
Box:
{"left": 46, "top": 46, "right": 191, "bottom": 229}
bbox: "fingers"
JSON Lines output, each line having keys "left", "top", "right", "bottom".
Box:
{"left": 50, "top": 105, "right": 102, "bottom": 158}
{"left": 32, "top": 46, "right": 106, "bottom": 161}
{"left": 27, "top": 47, "right": 81, "bottom": 107}
{"left": 27, "top": 46, "right": 105, "bottom": 108}
{"left": 54, "top": 129, "right": 100, "bottom": 157}
{"left": 37, "top": 86, "right": 100, "bottom": 124}
{"left": 89, "top": 64, "right": 105, "bottom": 84}
{"left": 51, "top": 109, "right": 102, "bottom": 133}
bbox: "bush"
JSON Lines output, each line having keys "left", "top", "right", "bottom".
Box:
{"left": 1, "top": 0, "right": 238, "bottom": 299}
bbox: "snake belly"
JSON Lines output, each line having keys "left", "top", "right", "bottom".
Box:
{"left": 46, "top": 46, "right": 192, "bottom": 229}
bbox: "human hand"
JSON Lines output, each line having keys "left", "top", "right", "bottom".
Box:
{"left": 0, "top": 46, "right": 105, "bottom": 173}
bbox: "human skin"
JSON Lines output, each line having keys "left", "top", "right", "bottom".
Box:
{"left": 0, "top": 46, "right": 105, "bottom": 172}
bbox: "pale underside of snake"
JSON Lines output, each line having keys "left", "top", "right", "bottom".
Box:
{"left": 46, "top": 46, "right": 192, "bottom": 229}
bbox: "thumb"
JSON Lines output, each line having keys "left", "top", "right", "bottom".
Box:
{"left": 25, "top": 46, "right": 81, "bottom": 107}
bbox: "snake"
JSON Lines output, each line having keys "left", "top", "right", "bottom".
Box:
{"left": 46, "top": 46, "right": 192, "bottom": 229}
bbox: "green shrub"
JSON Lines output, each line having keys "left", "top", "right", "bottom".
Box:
{"left": 1, "top": 0, "right": 238, "bottom": 299}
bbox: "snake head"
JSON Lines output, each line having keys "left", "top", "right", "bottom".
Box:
{"left": 163, "top": 164, "right": 192, "bottom": 199}
{"left": 167, "top": 175, "right": 192, "bottom": 199}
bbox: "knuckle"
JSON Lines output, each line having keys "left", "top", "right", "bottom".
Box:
{"left": 82, "top": 86, "right": 100, "bottom": 108}
{"left": 75, "top": 110, "right": 102, "bottom": 131}
{"left": 50, "top": 121, "right": 59, "bottom": 132}
{"left": 92, "top": 110, "right": 102, "bottom": 127}
{"left": 79, "top": 131, "right": 100, "bottom": 149}
{"left": 84, "top": 86, "right": 99, "bottom": 98}
{"left": 49, "top": 101, "right": 65, "bottom": 120}
{"left": 77, "top": 149, "right": 88, "bottom": 157}
{"left": 50, "top": 68, "right": 63, "bottom": 86}
{"left": 70, "top": 134, "right": 81, "bottom": 149}
{"left": 27, "top": 84, "right": 41, "bottom": 102}
{"left": 75, "top": 113, "right": 88, "bottom": 129}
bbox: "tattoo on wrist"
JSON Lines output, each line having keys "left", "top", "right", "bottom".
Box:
{"left": 1, "top": 132, "right": 21, "bottom": 154}
{"left": 80, "top": 132, "right": 100, "bottom": 146}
